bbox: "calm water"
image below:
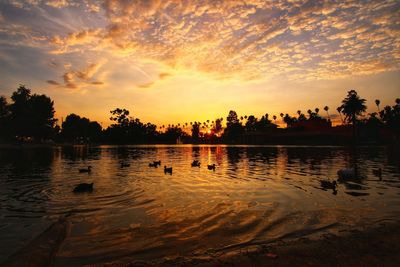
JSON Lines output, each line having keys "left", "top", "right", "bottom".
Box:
{"left": 0, "top": 145, "right": 399, "bottom": 266}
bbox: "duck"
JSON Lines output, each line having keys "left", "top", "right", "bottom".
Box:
{"left": 149, "top": 162, "right": 157, "bottom": 168}
{"left": 78, "top": 166, "right": 92, "bottom": 173}
{"left": 120, "top": 163, "right": 130, "bottom": 168}
{"left": 164, "top": 166, "right": 173, "bottom": 174}
{"left": 73, "top": 183, "right": 93, "bottom": 193}
{"left": 372, "top": 168, "right": 382, "bottom": 178}
{"left": 153, "top": 160, "right": 161, "bottom": 167}
{"left": 320, "top": 180, "right": 337, "bottom": 190}
{"left": 207, "top": 164, "right": 216, "bottom": 171}
{"left": 337, "top": 168, "right": 356, "bottom": 180}
{"left": 191, "top": 160, "right": 201, "bottom": 167}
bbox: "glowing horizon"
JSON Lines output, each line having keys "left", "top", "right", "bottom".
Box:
{"left": 0, "top": 0, "right": 399, "bottom": 128}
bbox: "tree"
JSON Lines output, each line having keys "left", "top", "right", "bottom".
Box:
{"left": 226, "top": 110, "right": 240, "bottom": 126}
{"left": 324, "top": 106, "right": 330, "bottom": 120}
{"left": 110, "top": 108, "right": 129, "bottom": 126}
{"left": 379, "top": 99, "right": 400, "bottom": 136}
{"left": 9, "top": 85, "right": 57, "bottom": 140}
{"left": 29, "top": 94, "right": 57, "bottom": 139}
{"left": 191, "top": 122, "right": 200, "bottom": 140}
{"left": 375, "top": 99, "right": 380, "bottom": 113}
{"left": 340, "top": 90, "right": 367, "bottom": 145}
{"left": 0, "top": 96, "right": 10, "bottom": 140}
{"left": 337, "top": 106, "right": 344, "bottom": 124}
{"left": 212, "top": 118, "right": 223, "bottom": 136}
{"left": 224, "top": 110, "right": 244, "bottom": 141}
{"left": 245, "top": 115, "right": 257, "bottom": 132}
{"left": 340, "top": 90, "right": 367, "bottom": 125}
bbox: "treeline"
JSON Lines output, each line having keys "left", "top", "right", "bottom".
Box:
{"left": 0, "top": 85, "right": 399, "bottom": 144}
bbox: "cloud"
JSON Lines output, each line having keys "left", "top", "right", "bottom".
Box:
{"left": 158, "top": 72, "right": 171, "bottom": 79}
{"left": 2, "top": 0, "right": 400, "bottom": 82}
{"left": 46, "top": 60, "right": 106, "bottom": 88}
{"left": 46, "top": 80, "right": 60, "bottom": 85}
{"left": 45, "top": 0, "right": 71, "bottom": 8}
{"left": 138, "top": 82, "right": 154, "bottom": 89}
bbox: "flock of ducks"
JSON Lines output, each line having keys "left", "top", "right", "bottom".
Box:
{"left": 74, "top": 163, "right": 383, "bottom": 194}
{"left": 73, "top": 159, "right": 218, "bottom": 193}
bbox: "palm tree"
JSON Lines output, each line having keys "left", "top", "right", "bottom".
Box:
{"left": 307, "top": 109, "right": 312, "bottom": 118}
{"left": 315, "top": 108, "right": 320, "bottom": 114}
{"left": 341, "top": 90, "right": 367, "bottom": 124}
{"left": 297, "top": 110, "right": 301, "bottom": 116}
{"left": 273, "top": 115, "right": 277, "bottom": 123}
{"left": 375, "top": 99, "right": 380, "bottom": 113}
{"left": 324, "top": 106, "right": 330, "bottom": 120}
{"left": 336, "top": 106, "right": 343, "bottom": 124}
{"left": 340, "top": 90, "right": 367, "bottom": 144}
{"left": 280, "top": 113, "right": 284, "bottom": 118}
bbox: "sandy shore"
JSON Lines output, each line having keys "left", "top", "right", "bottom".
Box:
{"left": 94, "top": 221, "right": 400, "bottom": 267}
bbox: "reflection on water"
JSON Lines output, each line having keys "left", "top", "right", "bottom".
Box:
{"left": 0, "top": 145, "right": 399, "bottom": 266}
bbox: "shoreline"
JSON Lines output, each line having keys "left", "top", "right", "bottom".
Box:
{"left": 0, "top": 142, "right": 392, "bottom": 148}
{"left": 92, "top": 220, "right": 400, "bottom": 267}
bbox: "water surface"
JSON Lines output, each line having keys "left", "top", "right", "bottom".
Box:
{"left": 0, "top": 145, "right": 399, "bottom": 266}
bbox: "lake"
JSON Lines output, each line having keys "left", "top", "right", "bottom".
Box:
{"left": 0, "top": 145, "right": 399, "bottom": 266}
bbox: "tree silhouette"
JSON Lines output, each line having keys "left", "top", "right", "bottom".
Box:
{"left": 9, "top": 85, "right": 57, "bottom": 140}
{"left": 110, "top": 108, "right": 129, "bottom": 126}
{"left": 61, "top": 114, "right": 101, "bottom": 142}
{"left": 375, "top": 99, "right": 380, "bottom": 113}
{"left": 224, "top": 110, "right": 244, "bottom": 141}
{"left": 379, "top": 99, "right": 400, "bottom": 136}
{"left": 340, "top": 90, "right": 367, "bottom": 145}
{"left": 0, "top": 96, "right": 10, "bottom": 140}
{"left": 337, "top": 106, "right": 344, "bottom": 124}
{"left": 245, "top": 115, "right": 257, "bottom": 132}
{"left": 324, "top": 106, "right": 330, "bottom": 120}
{"left": 340, "top": 90, "right": 367, "bottom": 125}
{"left": 212, "top": 118, "right": 223, "bottom": 136}
{"left": 191, "top": 122, "right": 200, "bottom": 140}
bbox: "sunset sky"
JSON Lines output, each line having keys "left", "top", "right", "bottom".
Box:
{"left": 0, "top": 0, "right": 399, "bottom": 127}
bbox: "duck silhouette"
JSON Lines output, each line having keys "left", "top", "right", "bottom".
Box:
{"left": 78, "top": 166, "right": 92, "bottom": 173}
{"left": 320, "top": 180, "right": 337, "bottom": 190}
{"left": 149, "top": 162, "right": 157, "bottom": 168}
{"left": 207, "top": 164, "right": 216, "bottom": 171}
{"left": 153, "top": 160, "right": 161, "bottom": 166}
{"left": 164, "top": 166, "right": 172, "bottom": 175}
{"left": 73, "top": 183, "right": 93, "bottom": 193}
{"left": 191, "top": 160, "right": 201, "bottom": 167}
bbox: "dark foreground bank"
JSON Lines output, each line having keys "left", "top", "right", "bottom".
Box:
{"left": 2, "top": 218, "right": 400, "bottom": 267}
{"left": 90, "top": 221, "right": 400, "bottom": 267}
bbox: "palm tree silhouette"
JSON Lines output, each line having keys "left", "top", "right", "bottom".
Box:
{"left": 375, "top": 99, "right": 380, "bottom": 113}
{"left": 340, "top": 90, "right": 367, "bottom": 144}
{"left": 307, "top": 109, "right": 312, "bottom": 118}
{"left": 336, "top": 106, "right": 343, "bottom": 124}
{"left": 324, "top": 106, "right": 330, "bottom": 120}
{"left": 273, "top": 115, "right": 277, "bottom": 123}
